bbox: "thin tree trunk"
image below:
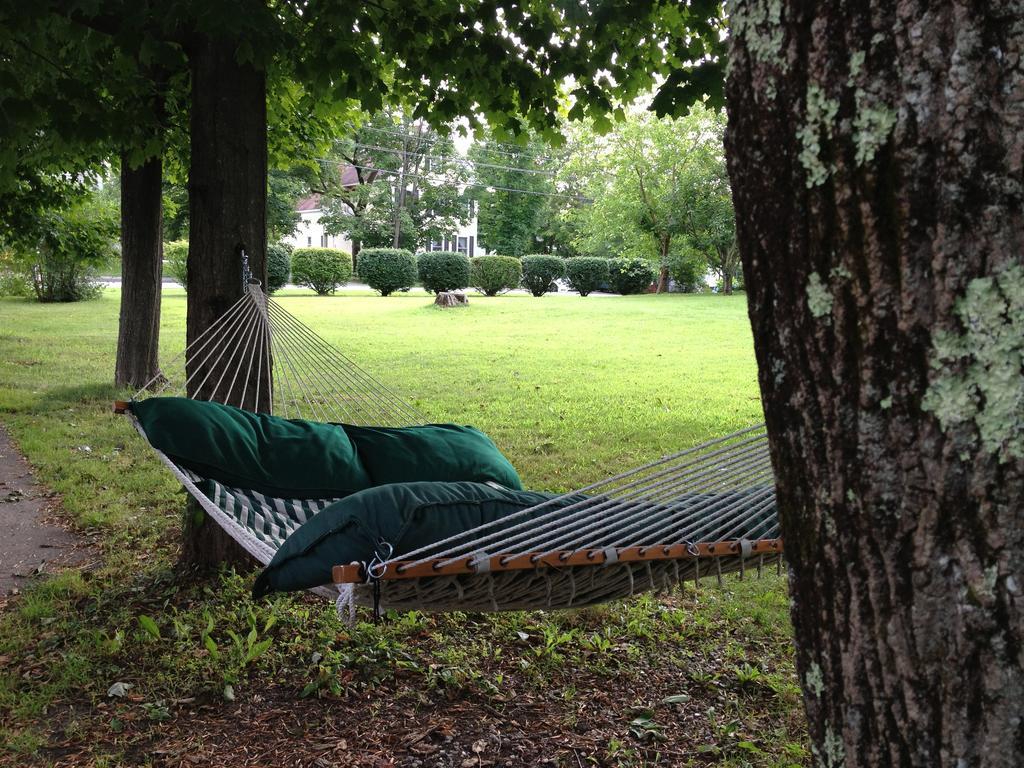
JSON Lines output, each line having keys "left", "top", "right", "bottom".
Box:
{"left": 725, "top": 2, "right": 1022, "bottom": 765}
{"left": 183, "top": 34, "right": 269, "bottom": 571}
{"left": 656, "top": 237, "right": 671, "bottom": 293}
{"left": 722, "top": 270, "right": 732, "bottom": 296}
{"left": 656, "top": 266, "right": 670, "bottom": 293}
{"left": 115, "top": 153, "right": 163, "bottom": 389}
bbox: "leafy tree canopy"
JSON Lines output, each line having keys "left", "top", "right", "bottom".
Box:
{"left": 1, "top": 0, "right": 726, "bottom": 178}
{"left": 469, "top": 132, "right": 554, "bottom": 257}
{"left": 559, "top": 105, "right": 737, "bottom": 290}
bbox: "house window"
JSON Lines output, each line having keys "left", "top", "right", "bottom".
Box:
{"left": 457, "top": 236, "right": 469, "bottom": 255}
{"left": 307, "top": 236, "right": 312, "bottom": 246}
{"left": 430, "top": 240, "right": 444, "bottom": 251}
{"left": 321, "top": 234, "right": 328, "bottom": 247}
{"left": 469, "top": 236, "right": 475, "bottom": 257}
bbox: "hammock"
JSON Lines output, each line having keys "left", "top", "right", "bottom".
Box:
{"left": 118, "top": 279, "right": 781, "bottom": 615}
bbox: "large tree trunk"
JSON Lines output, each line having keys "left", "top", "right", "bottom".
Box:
{"left": 183, "top": 35, "right": 269, "bottom": 570}
{"left": 115, "top": 154, "right": 163, "bottom": 389}
{"left": 725, "top": 2, "right": 1023, "bottom": 765}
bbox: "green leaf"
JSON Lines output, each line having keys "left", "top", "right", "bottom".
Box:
{"left": 137, "top": 615, "right": 161, "bottom": 640}
{"left": 661, "top": 693, "right": 690, "bottom": 704}
{"left": 244, "top": 638, "right": 273, "bottom": 665}
{"left": 203, "top": 634, "right": 220, "bottom": 659}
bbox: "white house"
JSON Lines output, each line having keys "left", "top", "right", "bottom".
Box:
{"left": 287, "top": 195, "right": 351, "bottom": 251}
{"left": 284, "top": 164, "right": 484, "bottom": 256}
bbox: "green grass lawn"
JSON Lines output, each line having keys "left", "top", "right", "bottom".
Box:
{"left": 0, "top": 288, "right": 805, "bottom": 766}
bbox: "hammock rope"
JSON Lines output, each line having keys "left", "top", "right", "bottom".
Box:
{"left": 122, "top": 280, "right": 781, "bottom": 615}
{"left": 139, "top": 281, "right": 427, "bottom": 426}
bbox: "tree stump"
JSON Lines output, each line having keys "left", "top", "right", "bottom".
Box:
{"left": 434, "top": 291, "right": 468, "bottom": 308}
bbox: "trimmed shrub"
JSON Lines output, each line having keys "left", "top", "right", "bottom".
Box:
{"left": 266, "top": 242, "right": 292, "bottom": 294}
{"left": 608, "top": 256, "right": 656, "bottom": 295}
{"left": 521, "top": 254, "right": 565, "bottom": 297}
{"left": 564, "top": 257, "right": 610, "bottom": 297}
{"left": 358, "top": 248, "right": 417, "bottom": 296}
{"left": 417, "top": 250, "right": 471, "bottom": 294}
{"left": 291, "top": 247, "right": 353, "bottom": 295}
{"left": 164, "top": 240, "right": 189, "bottom": 291}
{"left": 470, "top": 255, "right": 522, "bottom": 296}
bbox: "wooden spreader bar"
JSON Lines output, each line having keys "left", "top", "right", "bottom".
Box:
{"left": 113, "top": 400, "right": 131, "bottom": 414}
{"left": 333, "top": 537, "right": 783, "bottom": 584}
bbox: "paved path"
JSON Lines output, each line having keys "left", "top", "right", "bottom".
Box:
{"left": 0, "top": 424, "right": 84, "bottom": 597}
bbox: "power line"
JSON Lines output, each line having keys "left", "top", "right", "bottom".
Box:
{"left": 311, "top": 157, "right": 589, "bottom": 201}
{"left": 348, "top": 124, "right": 567, "bottom": 162}
{"left": 346, "top": 141, "right": 556, "bottom": 176}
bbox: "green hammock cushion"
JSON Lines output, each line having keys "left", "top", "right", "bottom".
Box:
{"left": 252, "top": 481, "right": 587, "bottom": 596}
{"left": 131, "top": 397, "right": 372, "bottom": 499}
{"left": 343, "top": 423, "right": 523, "bottom": 490}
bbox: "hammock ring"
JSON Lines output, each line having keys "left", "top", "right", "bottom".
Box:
{"left": 367, "top": 539, "right": 394, "bottom": 580}
{"left": 685, "top": 541, "right": 700, "bottom": 558}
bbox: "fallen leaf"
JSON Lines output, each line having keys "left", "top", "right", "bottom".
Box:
{"left": 107, "top": 682, "right": 133, "bottom": 697}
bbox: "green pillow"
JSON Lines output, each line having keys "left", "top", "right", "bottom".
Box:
{"left": 131, "top": 397, "right": 372, "bottom": 498}
{"left": 343, "top": 423, "right": 523, "bottom": 490}
{"left": 252, "top": 481, "right": 588, "bottom": 596}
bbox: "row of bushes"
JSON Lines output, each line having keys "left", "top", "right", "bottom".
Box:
{"left": 366, "top": 251, "right": 655, "bottom": 297}
{"left": 359, "top": 249, "right": 524, "bottom": 297}
{"left": 162, "top": 243, "right": 657, "bottom": 298}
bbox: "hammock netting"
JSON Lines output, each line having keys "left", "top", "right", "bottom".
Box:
{"left": 123, "top": 281, "right": 781, "bottom": 615}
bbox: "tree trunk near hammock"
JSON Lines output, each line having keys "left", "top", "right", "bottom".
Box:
{"left": 182, "top": 34, "right": 269, "bottom": 571}
{"left": 115, "top": 153, "right": 163, "bottom": 390}
{"left": 725, "top": 2, "right": 1022, "bottom": 766}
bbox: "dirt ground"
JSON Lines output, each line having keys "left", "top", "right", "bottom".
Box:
{"left": 0, "top": 423, "right": 86, "bottom": 600}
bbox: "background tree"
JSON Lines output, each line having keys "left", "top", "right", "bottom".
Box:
{"left": 321, "top": 110, "right": 471, "bottom": 254}
{"left": 725, "top": 1, "right": 1022, "bottom": 763}
{"left": 469, "top": 133, "right": 554, "bottom": 256}
{"left": 564, "top": 107, "right": 729, "bottom": 292}
{"left": 678, "top": 125, "right": 738, "bottom": 293}
{"left": 0, "top": 5, "right": 180, "bottom": 386}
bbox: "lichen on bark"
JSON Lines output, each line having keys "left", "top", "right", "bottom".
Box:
{"left": 922, "top": 264, "right": 1024, "bottom": 462}
{"left": 797, "top": 84, "right": 839, "bottom": 187}
{"left": 726, "top": 0, "right": 788, "bottom": 99}
{"left": 852, "top": 96, "right": 896, "bottom": 164}
{"left": 806, "top": 271, "right": 834, "bottom": 319}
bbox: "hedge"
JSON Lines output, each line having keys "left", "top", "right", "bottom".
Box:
{"left": 164, "top": 240, "right": 189, "bottom": 291}
{"left": 471, "top": 255, "right": 522, "bottom": 296}
{"left": 564, "top": 257, "right": 610, "bottom": 297}
{"left": 417, "top": 251, "right": 471, "bottom": 294}
{"left": 290, "top": 247, "right": 353, "bottom": 295}
{"left": 358, "top": 248, "right": 418, "bottom": 296}
{"left": 608, "top": 256, "right": 656, "bottom": 295}
{"left": 266, "top": 242, "right": 292, "bottom": 294}
{"left": 520, "top": 254, "right": 564, "bottom": 297}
